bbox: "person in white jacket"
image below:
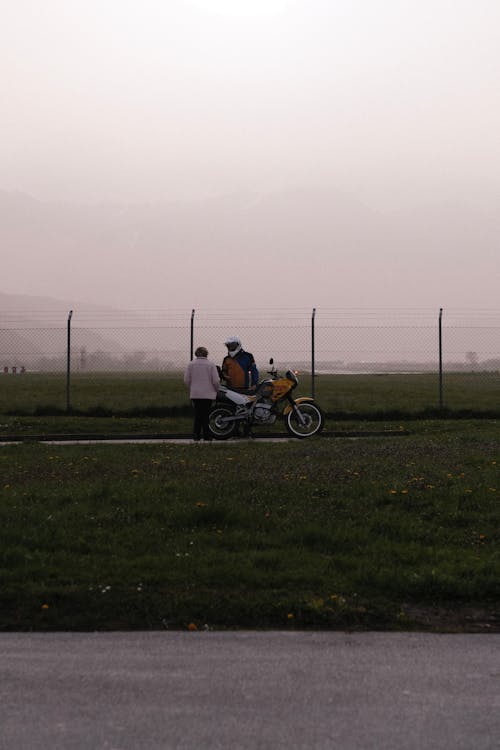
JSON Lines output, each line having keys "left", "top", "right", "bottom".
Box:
{"left": 184, "top": 346, "right": 220, "bottom": 441}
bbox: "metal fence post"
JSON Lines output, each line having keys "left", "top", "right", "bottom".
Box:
{"left": 438, "top": 307, "right": 443, "bottom": 410}
{"left": 66, "top": 309, "right": 73, "bottom": 412}
{"left": 311, "top": 307, "right": 316, "bottom": 399}
{"left": 190, "top": 309, "right": 195, "bottom": 360}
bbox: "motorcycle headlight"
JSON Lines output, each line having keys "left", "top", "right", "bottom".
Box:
{"left": 286, "top": 370, "right": 298, "bottom": 387}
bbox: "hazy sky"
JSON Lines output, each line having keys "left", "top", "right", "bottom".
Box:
{"left": 2, "top": 0, "right": 500, "bottom": 210}
{"left": 1, "top": 0, "right": 499, "bottom": 314}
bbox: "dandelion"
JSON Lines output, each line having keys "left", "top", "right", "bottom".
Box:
{"left": 188, "top": 622, "right": 198, "bottom": 631}
{"left": 196, "top": 502, "right": 206, "bottom": 507}
{"left": 287, "top": 613, "right": 294, "bottom": 620}
{"left": 41, "top": 604, "right": 49, "bottom": 610}
{"left": 390, "top": 489, "right": 397, "bottom": 495}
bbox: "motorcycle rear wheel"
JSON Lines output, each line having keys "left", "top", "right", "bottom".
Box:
{"left": 209, "top": 405, "right": 238, "bottom": 440}
{"left": 285, "top": 402, "right": 324, "bottom": 438}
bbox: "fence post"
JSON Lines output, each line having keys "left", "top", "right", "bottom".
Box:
{"left": 311, "top": 307, "right": 316, "bottom": 399}
{"left": 66, "top": 310, "right": 73, "bottom": 412}
{"left": 190, "top": 309, "right": 195, "bottom": 360}
{"left": 438, "top": 307, "right": 443, "bottom": 410}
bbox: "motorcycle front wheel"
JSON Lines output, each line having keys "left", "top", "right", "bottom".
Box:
{"left": 208, "top": 405, "right": 238, "bottom": 440}
{"left": 285, "top": 402, "right": 324, "bottom": 438}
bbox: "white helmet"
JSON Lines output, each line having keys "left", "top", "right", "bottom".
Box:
{"left": 224, "top": 336, "right": 242, "bottom": 357}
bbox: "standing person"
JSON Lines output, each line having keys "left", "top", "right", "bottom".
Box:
{"left": 184, "top": 346, "right": 220, "bottom": 442}
{"left": 221, "top": 337, "right": 259, "bottom": 391}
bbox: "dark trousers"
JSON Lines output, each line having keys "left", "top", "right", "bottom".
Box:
{"left": 192, "top": 399, "right": 212, "bottom": 440}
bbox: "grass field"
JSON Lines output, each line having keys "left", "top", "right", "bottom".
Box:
{"left": 0, "top": 372, "right": 499, "bottom": 439}
{"left": 1, "top": 420, "right": 498, "bottom": 632}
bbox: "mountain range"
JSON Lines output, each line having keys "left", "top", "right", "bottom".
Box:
{"left": 1, "top": 187, "right": 499, "bottom": 312}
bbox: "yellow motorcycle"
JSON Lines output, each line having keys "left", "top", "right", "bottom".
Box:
{"left": 209, "top": 359, "right": 324, "bottom": 439}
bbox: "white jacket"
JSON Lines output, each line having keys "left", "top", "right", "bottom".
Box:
{"left": 184, "top": 356, "right": 220, "bottom": 400}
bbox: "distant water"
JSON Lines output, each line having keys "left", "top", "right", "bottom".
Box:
{"left": 315, "top": 369, "right": 434, "bottom": 375}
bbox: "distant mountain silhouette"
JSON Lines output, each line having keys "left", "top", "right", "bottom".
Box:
{"left": 1, "top": 187, "right": 498, "bottom": 310}
{"left": 0, "top": 289, "right": 124, "bottom": 369}
{"left": 0, "top": 186, "right": 383, "bottom": 256}
{"left": 0, "top": 289, "right": 97, "bottom": 313}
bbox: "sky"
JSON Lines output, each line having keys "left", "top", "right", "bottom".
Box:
{"left": 1, "top": 0, "right": 499, "bottom": 311}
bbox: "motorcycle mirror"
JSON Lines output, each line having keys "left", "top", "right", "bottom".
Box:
{"left": 269, "top": 358, "right": 274, "bottom": 365}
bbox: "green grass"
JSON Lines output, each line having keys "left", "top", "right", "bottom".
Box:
{"left": 0, "top": 372, "right": 188, "bottom": 415}
{"left": 314, "top": 372, "right": 500, "bottom": 416}
{"left": 1, "top": 372, "right": 499, "bottom": 439}
{"left": 1, "top": 420, "right": 498, "bottom": 631}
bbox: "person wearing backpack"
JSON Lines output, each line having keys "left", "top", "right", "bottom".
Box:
{"left": 221, "top": 336, "right": 259, "bottom": 392}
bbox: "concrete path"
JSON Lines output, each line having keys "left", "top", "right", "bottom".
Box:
{"left": 1, "top": 631, "right": 499, "bottom": 749}
{"left": 0, "top": 429, "right": 408, "bottom": 445}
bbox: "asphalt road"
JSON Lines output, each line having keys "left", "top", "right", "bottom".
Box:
{"left": 1, "top": 631, "right": 499, "bottom": 749}
{"left": 0, "top": 428, "right": 409, "bottom": 445}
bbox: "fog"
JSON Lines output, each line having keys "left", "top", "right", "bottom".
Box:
{"left": 1, "top": 0, "right": 499, "bottom": 311}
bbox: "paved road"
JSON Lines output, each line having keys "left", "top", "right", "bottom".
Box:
{"left": 1, "top": 631, "right": 499, "bottom": 749}
{"left": 0, "top": 429, "right": 409, "bottom": 445}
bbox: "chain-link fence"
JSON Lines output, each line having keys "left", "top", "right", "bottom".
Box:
{"left": 1, "top": 308, "right": 499, "bottom": 415}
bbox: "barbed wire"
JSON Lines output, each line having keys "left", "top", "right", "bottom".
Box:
{"left": 2, "top": 306, "right": 500, "bottom": 319}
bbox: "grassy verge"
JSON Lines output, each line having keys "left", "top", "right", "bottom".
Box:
{"left": 0, "top": 420, "right": 498, "bottom": 632}
{"left": 1, "top": 372, "right": 500, "bottom": 421}
{"left": 0, "top": 414, "right": 192, "bottom": 438}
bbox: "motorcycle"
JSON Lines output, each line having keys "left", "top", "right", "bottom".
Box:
{"left": 208, "top": 359, "right": 324, "bottom": 439}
